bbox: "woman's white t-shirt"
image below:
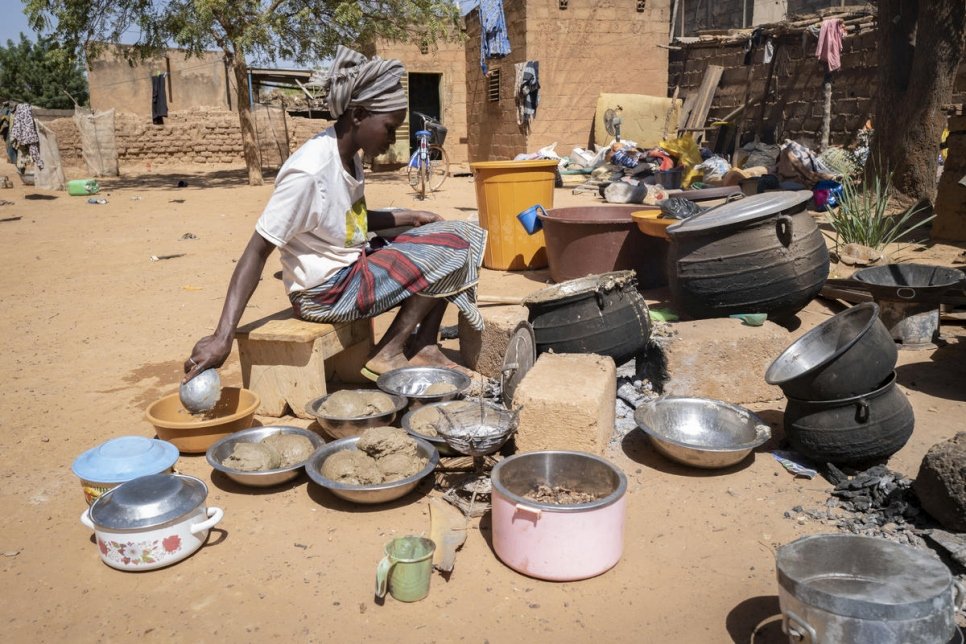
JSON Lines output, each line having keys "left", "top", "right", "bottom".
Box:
{"left": 255, "top": 128, "right": 368, "bottom": 293}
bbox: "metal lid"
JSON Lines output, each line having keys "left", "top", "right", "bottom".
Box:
{"left": 501, "top": 321, "right": 536, "bottom": 407}
{"left": 89, "top": 474, "right": 208, "bottom": 531}
{"left": 666, "top": 190, "right": 812, "bottom": 235}
{"left": 777, "top": 533, "right": 954, "bottom": 620}
{"left": 71, "top": 435, "right": 179, "bottom": 483}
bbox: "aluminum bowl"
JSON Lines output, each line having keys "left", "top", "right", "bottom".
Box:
{"left": 305, "top": 435, "right": 439, "bottom": 504}
{"left": 400, "top": 402, "right": 465, "bottom": 457}
{"left": 303, "top": 390, "right": 408, "bottom": 439}
{"left": 206, "top": 426, "right": 324, "bottom": 487}
{"left": 376, "top": 367, "right": 471, "bottom": 410}
{"left": 633, "top": 397, "right": 771, "bottom": 469}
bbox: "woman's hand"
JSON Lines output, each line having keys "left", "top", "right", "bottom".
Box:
{"left": 403, "top": 209, "right": 443, "bottom": 226}
{"left": 183, "top": 333, "right": 233, "bottom": 383}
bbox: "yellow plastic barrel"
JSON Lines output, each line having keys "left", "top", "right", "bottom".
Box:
{"left": 470, "top": 160, "right": 557, "bottom": 270}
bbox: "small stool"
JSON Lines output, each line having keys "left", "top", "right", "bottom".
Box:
{"left": 236, "top": 310, "right": 374, "bottom": 418}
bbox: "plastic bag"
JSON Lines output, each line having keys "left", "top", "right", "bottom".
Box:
{"left": 693, "top": 155, "right": 731, "bottom": 184}
{"left": 658, "top": 135, "right": 702, "bottom": 187}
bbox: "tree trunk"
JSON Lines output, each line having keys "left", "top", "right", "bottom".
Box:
{"left": 229, "top": 52, "right": 264, "bottom": 186}
{"left": 871, "top": 0, "right": 966, "bottom": 204}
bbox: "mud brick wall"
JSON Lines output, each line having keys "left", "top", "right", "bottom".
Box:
{"left": 668, "top": 28, "right": 880, "bottom": 149}
{"left": 43, "top": 108, "right": 326, "bottom": 171}
{"left": 933, "top": 114, "right": 966, "bottom": 242}
{"left": 377, "top": 38, "right": 469, "bottom": 164}
{"left": 466, "top": 0, "right": 671, "bottom": 162}
{"left": 678, "top": 0, "right": 843, "bottom": 36}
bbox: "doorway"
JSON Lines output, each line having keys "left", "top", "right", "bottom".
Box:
{"left": 408, "top": 72, "right": 442, "bottom": 155}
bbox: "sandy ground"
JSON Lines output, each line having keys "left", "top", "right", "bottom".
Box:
{"left": 1, "top": 160, "right": 964, "bottom": 643}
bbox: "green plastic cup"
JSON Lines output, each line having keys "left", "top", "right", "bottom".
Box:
{"left": 374, "top": 536, "right": 436, "bottom": 602}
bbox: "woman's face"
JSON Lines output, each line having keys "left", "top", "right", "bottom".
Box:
{"left": 354, "top": 108, "right": 407, "bottom": 157}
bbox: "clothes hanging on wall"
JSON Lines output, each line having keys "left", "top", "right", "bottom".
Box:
{"left": 816, "top": 18, "right": 846, "bottom": 71}
{"left": 152, "top": 73, "right": 168, "bottom": 124}
{"left": 479, "top": 0, "right": 510, "bottom": 75}
{"left": 514, "top": 60, "right": 540, "bottom": 132}
{"left": 10, "top": 103, "right": 43, "bottom": 170}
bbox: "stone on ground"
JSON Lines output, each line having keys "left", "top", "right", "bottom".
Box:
{"left": 914, "top": 432, "right": 966, "bottom": 532}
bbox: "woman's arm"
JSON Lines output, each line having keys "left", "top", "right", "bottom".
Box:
{"left": 183, "top": 231, "right": 277, "bottom": 382}
{"left": 367, "top": 207, "right": 442, "bottom": 231}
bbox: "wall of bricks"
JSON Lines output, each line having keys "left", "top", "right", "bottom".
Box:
{"left": 466, "top": 0, "right": 671, "bottom": 162}
{"left": 377, "top": 38, "right": 469, "bottom": 164}
{"left": 678, "top": 0, "right": 842, "bottom": 36}
{"left": 43, "top": 108, "right": 327, "bottom": 171}
{"left": 668, "top": 27, "right": 879, "bottom": 149}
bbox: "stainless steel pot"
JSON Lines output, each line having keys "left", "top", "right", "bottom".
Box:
{"left": 777, "top": 534, "right": 964, "bottom": 643}
{"left": 80, "top": 473, "right": 223, "bottom": 571}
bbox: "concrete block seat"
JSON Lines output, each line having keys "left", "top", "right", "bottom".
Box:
{"left": 235, "top": 309, "right": 374, "bottom": 418}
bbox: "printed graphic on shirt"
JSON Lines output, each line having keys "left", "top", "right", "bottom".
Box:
{"left": 344, "top": 197, "right": 368, "bottom": 247}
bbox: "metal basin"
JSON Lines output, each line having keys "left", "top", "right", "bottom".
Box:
{"left": 765, "top": 302, "right": 897, "bottom": 400}
{"left": 303, "top": 390, "right": 407, "bottom": 439}
{"left": 376, "top": 367, "right": 471, "bottom": 410}
{"left": 633, "top": 397, "right": 771, "bottom": 469}
{"left": 205, "top": 426, "right": 324, "bottom": 487}
{"left": 304, "top": 435, "right": 439, "bottom": 505}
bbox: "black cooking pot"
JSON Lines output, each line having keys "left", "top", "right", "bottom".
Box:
{"left": 765, "top": 302, "right": 897, "bottom": 400}
{"left": 522, "top": 271, "right": 651, "bottom": 365}
{"left": 666, "top": 191, "right": 829, "bottom": 320}
{"left": 783, "top": 372, "right": 913, "bottom": 466}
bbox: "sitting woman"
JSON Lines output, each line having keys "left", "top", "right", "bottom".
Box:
{"left": 183, "top": 46, "right": 486, "bottom": 384}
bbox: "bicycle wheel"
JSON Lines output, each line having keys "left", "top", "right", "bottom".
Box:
{"left": 426, "top": 145, "right": 450, "bottom": 192}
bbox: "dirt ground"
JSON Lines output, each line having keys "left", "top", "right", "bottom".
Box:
{"left": 1, "top": 159, "right": 964, "bottom": 643}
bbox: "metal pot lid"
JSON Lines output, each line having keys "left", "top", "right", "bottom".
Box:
{"left": 502, "top": 321, "right": 536, "bottom": 407}
{"left": 89, "top": 474, "right": 208, "bottom": 531}
{"left": 522, "top": 271, "right": 638, "bottom": 307}
{"left": 71, "top": 435, "right": 179, "bottom": 483}
{"left": 666, "top": 190, "right": 812, "bottom": 235}
{"left": 777, "top": 533, "right": 954, "bottom": 620}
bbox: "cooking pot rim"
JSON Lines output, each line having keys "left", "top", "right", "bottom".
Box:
{"left": 777, "top": 533, "right": 955, "bottom": 621}
{"left": 522, "top": 271, "right": 638, "bottom": 307}
{"left": 784, "top": 371, "right": 897, "bottom": 407}
{"left": 666, "top": 190, "right": 811, "bottom": 237}
{"left": 765, "top": 302, "right": 881, "bottom": 386}
{"left": 491, "top": 450, "right": 628, "bottom": 513}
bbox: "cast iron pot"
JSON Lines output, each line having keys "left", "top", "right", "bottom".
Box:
{"left": 522, "top": 271, "right": 651, "bottom": 366}
{"left": 783, "top": 372, "right": 913, "bottom": 466}
{"left": 765, "top": 302, "right": 897, "bottom": 400}
{"left": 666, "top": 191, "right": 829, "bottom": 320}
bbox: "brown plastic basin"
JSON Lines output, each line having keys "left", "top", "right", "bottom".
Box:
{"left": 537, "top": 205, "right": 668, "bottom": 288}
{"left": 145, "top": 387, "right": 260, "bottom": 454}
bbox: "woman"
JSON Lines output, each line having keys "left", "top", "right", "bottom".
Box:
{"left": 183, "top": 46, "right": 486, "bottom": 384}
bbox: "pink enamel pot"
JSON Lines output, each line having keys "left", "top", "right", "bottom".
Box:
{"left": 490, "top": 451, "right": 627, "bottom": 581}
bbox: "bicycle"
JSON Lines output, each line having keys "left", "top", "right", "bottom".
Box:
{"left": 407, "top": 112, "right": 450, "bottom": 199}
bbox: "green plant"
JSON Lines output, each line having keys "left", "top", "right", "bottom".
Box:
{"left": 826, "top": 171, "right": 934, "bottom": 250}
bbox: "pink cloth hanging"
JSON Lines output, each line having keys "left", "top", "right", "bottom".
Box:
{"left": 816, "top": 18, "right": 846, "bottom": 71}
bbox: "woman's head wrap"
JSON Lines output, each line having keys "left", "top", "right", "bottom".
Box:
{"left": 325, "top": 46, "right": 407, "bottom": 119}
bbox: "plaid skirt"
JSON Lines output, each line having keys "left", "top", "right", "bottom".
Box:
{"left": 290, "top": 221, "right": 488, "bottom": 330}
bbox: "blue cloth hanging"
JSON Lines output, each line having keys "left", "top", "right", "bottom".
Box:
{"left": 480, "top": 0, "right": 511, "bottom": 75}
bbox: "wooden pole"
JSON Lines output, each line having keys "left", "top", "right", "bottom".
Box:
{"left": 754, "top": 41, "right": 781, "bottom": 142}
{"left": 820, "top": 69, "right": 832, "bottom": 151}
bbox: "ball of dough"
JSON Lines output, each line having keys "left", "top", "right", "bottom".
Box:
{"left": 357, "top": 426, "right": 418, "bottom": 459}
{"left": 223, "top": 442, "right": 282, "bottom": 472}
{"left": 320, "top": 450, "right": 383, "bottom": 485}
{"left": 261, "top": 433, "right": 315, "bottom": 467}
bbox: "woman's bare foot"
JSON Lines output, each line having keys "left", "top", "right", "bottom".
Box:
{"left": 363, "top": 350, "right": 410, "bottom": 378}
{"left": 409, "top": 344, "right": 484, "bottom": 381}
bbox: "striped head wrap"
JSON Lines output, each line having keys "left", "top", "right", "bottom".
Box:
{"left": 325, "top": 46, "right": 407, "bottom": 119}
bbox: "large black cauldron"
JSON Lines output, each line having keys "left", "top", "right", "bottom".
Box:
{"left": 666, "top": 191, "right": 829, "bottom": 320}
{"left": 522, "top": 271, "right": 650, "bottom": 365}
